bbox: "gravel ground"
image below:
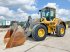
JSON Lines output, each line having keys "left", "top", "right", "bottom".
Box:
{"left": 0, "top": 28, "right": 70, "bottom": 52}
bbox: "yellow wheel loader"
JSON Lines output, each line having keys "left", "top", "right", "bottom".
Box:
{"left": 4, "top": 7, "right": 66, "bottom": 48}
{"left": 30, "top": 7, "right": 66, "bottom": 41}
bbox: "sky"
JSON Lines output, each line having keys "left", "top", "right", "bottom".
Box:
{"left": 0, "top": 0, "right": 70, "bottom": 21}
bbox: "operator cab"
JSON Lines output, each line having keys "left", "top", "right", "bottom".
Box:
{"left": 39, "top": 7, "right": 56, "bottom": 21}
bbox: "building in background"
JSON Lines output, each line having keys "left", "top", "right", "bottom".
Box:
{"left": 0, "top": 20, "right": 11, "bottom": 28}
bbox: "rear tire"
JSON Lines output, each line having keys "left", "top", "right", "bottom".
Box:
{"left": 32, "top": 24, "right": 48, "bottom": 41}
{"left": 56, "top": 25, "right": 65, "bottom": 37}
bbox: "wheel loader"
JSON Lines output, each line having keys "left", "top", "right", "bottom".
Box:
{"left": 4, "top": 7, "right": 66, "bottom": 48}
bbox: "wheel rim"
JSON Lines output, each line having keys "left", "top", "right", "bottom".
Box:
{"left": 60, "top": 28, "right": 64, "bottom": 34}
{"left": 38, "top": 28, "right": 45, "bottom": 37}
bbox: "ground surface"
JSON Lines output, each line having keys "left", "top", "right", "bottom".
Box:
{"left": 0, "top": 28, "right": 70, "bottom": 52}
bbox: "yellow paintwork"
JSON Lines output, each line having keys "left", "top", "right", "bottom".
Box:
{"left": 60, "top": 28, "right": 64, "bottom": 34}
{"left": 47, "top": 26, "right": 52, "bottom": 33}
{"left": 40, "top": 18, "right": 59, "bottom": 33}
{"left": 40, "top": 17, "right": 64, "bottom": 33}
{"left": 38, "top": 28, "right": 45, "bottom": 37}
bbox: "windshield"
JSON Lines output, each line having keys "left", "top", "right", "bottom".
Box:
{"left": 41, "top": 9, "right": 50, "bottom": 18}
{"left": 39, "top": 8, "right": 55, "bottom": 21}
{"left": 45, "top": 10, "right": 50, "bottom": 17}
{"left": 42, "top": 11, "right": 45, "bottom": 17}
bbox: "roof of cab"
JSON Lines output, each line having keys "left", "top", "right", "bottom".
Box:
{"left": 39, "top": 7, "right": 56, "bottom": 11}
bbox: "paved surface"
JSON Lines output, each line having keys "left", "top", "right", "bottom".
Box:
{"left": 0, "top": 28, "right": 70, "bottom": 52}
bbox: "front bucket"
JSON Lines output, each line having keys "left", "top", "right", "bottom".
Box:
{"left": 4, "top": 26, "right": 26, "bottom": 48}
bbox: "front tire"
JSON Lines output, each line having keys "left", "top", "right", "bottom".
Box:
{"left": 32, "top": 24, "right": 48, "bottom": 41}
